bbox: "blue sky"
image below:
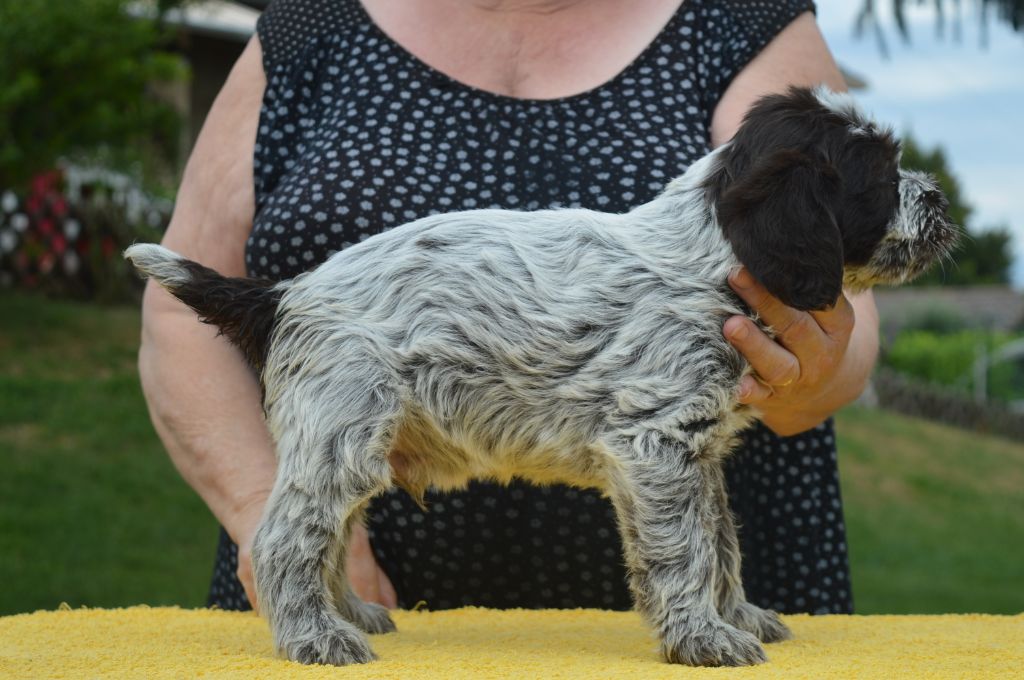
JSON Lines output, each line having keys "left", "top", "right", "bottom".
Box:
{"left": 814, "top": 1, "right": 1024, "bottom": 284}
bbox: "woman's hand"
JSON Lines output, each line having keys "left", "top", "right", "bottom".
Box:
{"left": 346, "top": 523, "right": 398, "bottom": 608}
{"left": 229, "top": 493, "right": 269, "bottom": 613}
{"left": 236, "top": 539, "right": 258, "bottom": 613}
{"left": 230, "top": 499, "right": 396, "bottom": 610}
{"left": 235, "top": 503, "right": 395, "bottom": 610}
{"left": 723, "top": 267, "right": 879, "bottom": 436}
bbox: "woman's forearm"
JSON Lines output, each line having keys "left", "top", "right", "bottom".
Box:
{"left": 138, "top": 283, "right": 278, "bottom": 543}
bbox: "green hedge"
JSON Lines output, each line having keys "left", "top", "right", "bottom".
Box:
{"left": 883, "top": 330, "right": 1024, "bottom": 402}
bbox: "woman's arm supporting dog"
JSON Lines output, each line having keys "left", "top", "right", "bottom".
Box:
{"left": 712, "top": 11, "right": 880, "bottom": 436}
{"left": 136, "top": 37, "right": 277, "bottom": 611}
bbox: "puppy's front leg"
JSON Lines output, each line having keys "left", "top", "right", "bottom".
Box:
{"left": 707, "top": 463, "right": 791, "bottom": 643}
{"left": 328, "top": 515, "right": 398, "bottom": 635}
{"left": 604, "top": 430, "right": 766, "bottom": 666}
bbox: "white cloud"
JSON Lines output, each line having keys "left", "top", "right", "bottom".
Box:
{"left": 863, "top": 58, "right": 1023, "bottom": 101}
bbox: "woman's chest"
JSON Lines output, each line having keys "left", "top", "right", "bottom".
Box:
{"left": 358, "top": 0, "right": 685, "bottom": 100}
{"left": 249, "top": 98, "right": 707, "bottom": 279}
{"left": 248, "top": 4, "right": 714, "bottom": 280}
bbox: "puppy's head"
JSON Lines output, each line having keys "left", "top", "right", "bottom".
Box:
{"left": 707, "top": 86, "right": 959, "bottom": 311}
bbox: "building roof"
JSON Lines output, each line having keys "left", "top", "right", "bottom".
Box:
{"left": 873, "top": 285, "right": 1024, "bottom": 339}
{"left": 159, "top": 0, "right": 259, "bottom": 42}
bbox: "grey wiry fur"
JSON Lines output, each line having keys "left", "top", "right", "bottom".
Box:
{"left": 127, "top": 87, "right": 956, "bottom": 667}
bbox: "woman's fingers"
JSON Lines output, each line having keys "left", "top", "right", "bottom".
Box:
{"left": 377, "top": 563, "right": 398, "bottom": 609}
{"left": 724, "top": 267, "right": 857, "bottom": 414}
{"left": 347, "top": 523, "right": 384, "bottom": 604}
{"left": 809, "top": 288, "right": 856, "bottom": 342}
{"left": 348, "top": 522, "right": 397, "bottom": 608}
{"left": 728, "top": 267, "right": 831, "bottom": 358}
{"left": 735, "top": 373, "right": 773, "bottom": 403}
{"left": 236, "top": 546, "right": 259, "bottom": 614}
{"left": 724, "top": 316, "right": 800, "bottom": 400}
{"left": 727, "top": 268, "right": 855, "bottom": 383}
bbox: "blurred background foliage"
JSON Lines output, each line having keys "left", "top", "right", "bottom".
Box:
{"left": 0, "top": 0, "right": 190, "bottom": 191}
{"left": 883, "top": 329, "right": 1024, "bottom": 402}
{"left": 0, "top": 0, "right": 187, "bottom": 299}
{"left": 857, "top": 0, "right": 1024, "bottom": 56}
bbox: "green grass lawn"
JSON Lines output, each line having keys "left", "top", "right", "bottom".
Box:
{"left": 1, "top": 291, "right": 1021, "bottom": 616}
{"left": 0, "top": 292, "right": 217, "bottom": 615}
{"left": 836, "top": 407, "right": 1024, "bottom": 614}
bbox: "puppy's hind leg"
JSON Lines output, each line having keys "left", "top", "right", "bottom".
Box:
{"left": 603, "top": 429, "right": 766, "bottom": 667}
{"left": 252, "top": 376, "right": 400, "bottom": 666}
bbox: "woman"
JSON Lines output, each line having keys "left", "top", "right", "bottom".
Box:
{"left": 139, "top": 0, "right": 878, "bottom": 615}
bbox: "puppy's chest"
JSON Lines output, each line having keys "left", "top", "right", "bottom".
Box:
{"left": 388, "top": 405, "right": 603, "bottom": 499}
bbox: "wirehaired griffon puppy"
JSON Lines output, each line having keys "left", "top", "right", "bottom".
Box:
{"left": 127, "top": 86, "right": 957, "bottom": 667}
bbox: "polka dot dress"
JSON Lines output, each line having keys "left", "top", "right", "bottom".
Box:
{"left": 207, "top": 0, "right": 854, "bottom": 616}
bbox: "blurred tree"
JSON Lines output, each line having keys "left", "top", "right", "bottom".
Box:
{"left": 987, "top": 0, "right": 1024, "bottom": 29}
{"left": 901, "top": 133, "right": 1014, "bottom": 285}
{"left": 857, "top": 0, "right": 1024, "bottom": 57}
{"left": 0, "top": 0, "right": 189, "bottom": 189}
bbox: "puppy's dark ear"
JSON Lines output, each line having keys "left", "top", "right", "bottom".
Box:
{"left": 717, "top": 149, "right": 843, "bottom": 311}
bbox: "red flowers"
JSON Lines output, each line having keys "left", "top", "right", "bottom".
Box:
{"left": 0, "top": 166, "right": 171, "bottom": 300}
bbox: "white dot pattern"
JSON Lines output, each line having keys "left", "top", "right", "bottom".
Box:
{"left": 210, "top": 0, "right": 853, "bottom": 615}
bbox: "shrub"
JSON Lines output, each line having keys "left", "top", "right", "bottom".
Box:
{"left": 0, "top": 166, "right": 171, "bottom": 302}
{"left": 882, "top": 329, "right": 1024, "bottom": 402}
{"left": 898, "top": 305, "right": 969, "bottom": 335}
{"left": 0, "top": 0, "right": 187, "bottom": 188}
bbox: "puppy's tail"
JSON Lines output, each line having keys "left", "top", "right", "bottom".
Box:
{"left": 125, "top": 243, "right": 284, "bottom": 373}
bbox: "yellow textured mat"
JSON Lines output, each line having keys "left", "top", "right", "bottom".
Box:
{"left": 1, "top": 606, "right": 1021, "bottom": 679}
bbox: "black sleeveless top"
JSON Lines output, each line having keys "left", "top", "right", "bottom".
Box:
{"left": 207, "top": 0, "right": 854, "bottom": 615}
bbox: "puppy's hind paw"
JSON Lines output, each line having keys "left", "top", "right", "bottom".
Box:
{"left": 281, "top": 625, "right": 376, "bottom": 666}
{"left": 348, "top": 601, "right": 397, "bottom": 635}
{"left": 662, "top": 622, "right": 766, "bottom": 667}
{"left": 725, "top": 601, "right": 792, "bottom": 643}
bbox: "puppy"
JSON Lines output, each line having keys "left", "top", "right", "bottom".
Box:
{"left": 127, "top": 86, "right": 957, "bottom": 667}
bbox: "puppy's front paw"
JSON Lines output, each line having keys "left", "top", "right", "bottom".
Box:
{"left": 662, "top": 621, "right": 766, "bottom": 667}
{"left": 282, "top": 625, "right": 376, "bottom": 666}
{"left": 725, "top": 601, "right": 791, "bottom": 643}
